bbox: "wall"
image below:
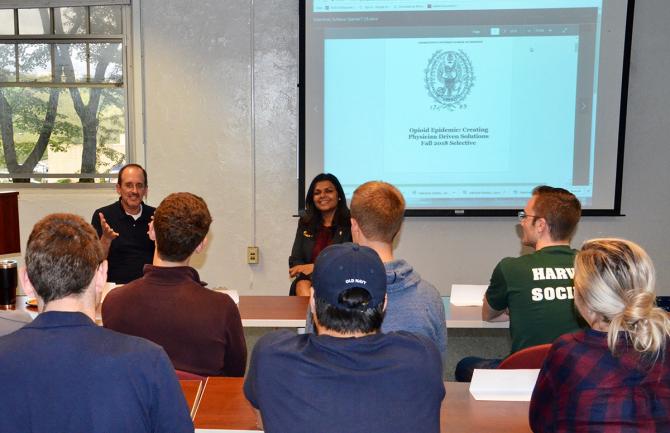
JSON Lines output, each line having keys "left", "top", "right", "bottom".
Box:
{"left": 2, "top": 0, "right": 670, "bottom": 295}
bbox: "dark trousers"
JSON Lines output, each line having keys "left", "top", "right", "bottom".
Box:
{"left": 454, "top": 356, "right": 502, "bottom": 382}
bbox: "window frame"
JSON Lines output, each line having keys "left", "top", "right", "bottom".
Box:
{"left": 0, "top": 4, "right": 137, "bottom": 184}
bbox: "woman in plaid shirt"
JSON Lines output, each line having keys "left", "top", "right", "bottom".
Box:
{"left": 530, "top": 238, "right": 670, "bottom": 433}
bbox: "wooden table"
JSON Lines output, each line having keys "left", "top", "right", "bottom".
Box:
{"left": 441, "top": 382, "right": 530, "bottom": 433}
{"left": 14, "top": 295, "right": 311, "bottom": 328}
{"left": 238, "top": 296, "right": 309, "bottom": 327}
{"left": 14, "top": 294, "right": 509, "bottom": 329}
{"left": 238, "top": 295, "right": 508, "bottom": 329}
{"left": 193, "top": 377, "right": 257, "bottom": 430}
{"left": 446, "top": 300, "right": 509, "bottom": 329}
{"left": 188, "top": 378, "right": 530, "bottom": 432}
{"left": 179, "top": 379, "right": 204, "bottom": 419}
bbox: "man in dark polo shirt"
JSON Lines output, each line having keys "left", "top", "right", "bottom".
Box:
{"left": 455, "top": 186, "right": 584, "bottom": 382}
{"left": 245, "top": 243, "right": 444, "bottom": 433}
{"left": 0, "top": 213, "right": 192, "bottom": 433}
{"left": 92, "top": 163, "right": 154, "bottom": 283}
{"left": 103, "top": 192, "right": 246, "bottom": 377}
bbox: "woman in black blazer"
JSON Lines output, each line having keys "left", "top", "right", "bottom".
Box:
{"left": 289, "top": 173, "right": 352, "bottom": 296}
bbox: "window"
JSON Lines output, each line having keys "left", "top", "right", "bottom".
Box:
{"left": 0, "top": 5, "right": 130, "bottom": 184}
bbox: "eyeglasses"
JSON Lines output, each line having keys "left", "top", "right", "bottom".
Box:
{"left": 517, "top": 211, "right": 540, "bottom": 222}
{"left": 122, "top": 182, "right": 145, "bottom": 190}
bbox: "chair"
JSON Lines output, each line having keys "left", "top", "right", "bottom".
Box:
{"left": 175, "top": 369, "right": 207, "bottom": 382}
{"left": 498, "top": 343, "right": 552, "bottom": 369}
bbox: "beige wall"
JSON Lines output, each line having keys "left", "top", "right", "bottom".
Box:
{"left": 3, "top": 0, "right": 670, "bottom": 295}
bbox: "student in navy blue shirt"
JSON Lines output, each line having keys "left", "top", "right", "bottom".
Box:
{"left": 0, "top": 213, "right": 193, "bottom": 433}
{"left": 245, "top": 243, "right": 445, "bottom": 433}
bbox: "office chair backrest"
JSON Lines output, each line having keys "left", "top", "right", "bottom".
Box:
{"left": 175, "top": 369, "right": 207, "bottom": 382}
{"left": 498, "top": 343, "right": 552, "bottom": 369}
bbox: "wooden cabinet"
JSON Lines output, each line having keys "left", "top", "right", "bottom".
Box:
{"left": 0, "top": 191, "right": 20, "bottom": 254}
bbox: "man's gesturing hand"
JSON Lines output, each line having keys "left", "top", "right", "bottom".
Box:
{"left": 99, "top": 212, "right": 119, "bottom": 241}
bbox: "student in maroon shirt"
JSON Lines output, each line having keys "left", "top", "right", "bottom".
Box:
{"left": 530, "top": 238, "right": 670, "bottom": 432}
{"left": 103, "top": 192, "right": 246, "bottom": 377}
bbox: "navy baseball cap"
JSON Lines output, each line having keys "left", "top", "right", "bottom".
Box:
{"left": 312, "top": 242, "right": 386, "bottom": 310}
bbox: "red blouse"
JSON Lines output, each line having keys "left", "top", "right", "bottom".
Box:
{"left": 310, "top": 225, "right": 334, "bottom": 263}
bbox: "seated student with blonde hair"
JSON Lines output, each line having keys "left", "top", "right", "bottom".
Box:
{"left": 530, "top": 238, "right": 670, "bottom": 432}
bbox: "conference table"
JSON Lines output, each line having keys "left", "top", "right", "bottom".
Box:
{"left": 239, "top": 295, "right": 509, "bottom": 329}
{"left": 237, "top": 295, "right": 309, "bottom": 327}
{"left": 180, "top": 380, "right": 203, "bottom": 419}
{"left": 14, "top": 295, "right": 312, "bottom": 327}
{"left": 238, "top": 295, "right": 510, "bottom": 329}
{"left": 15, "top": 294, "right": 509, "bottom": 329}
{"left": 180, "top": 377, "right": 531, "bottom": 432}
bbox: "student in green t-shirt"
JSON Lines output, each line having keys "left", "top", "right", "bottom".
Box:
{"left": 455, "top": 186, "right": 584, "bottom": 382}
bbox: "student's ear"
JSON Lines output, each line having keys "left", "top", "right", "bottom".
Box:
{"left": 309, "top": 286, "right": 324, "bottom": 327}
{"left": 148, "top": 220, "right": 156, "bottom": 241}
{"left": 195, "top": 237, "right": 208, "bottom": 254}
{"left": 94, "top": 261, "right": 108, "bottom": 296}
{"left": 534, "top": 217, "right": 548, "bottom": 235}
{"left": 19, "top": 267, "right": 36, "bottom": 299}
{"left": 350, "top": 218, "right": 361, "bottom": 243}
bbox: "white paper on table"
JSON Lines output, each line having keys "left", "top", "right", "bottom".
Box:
{"left": 212, "top": 288, "right": 239, "bottom": 305}
{"left": 450, "top": 284, "right": 488, "bottom": 306}
{"left": 469, "top": 369, "right": 540, "bottom": 401}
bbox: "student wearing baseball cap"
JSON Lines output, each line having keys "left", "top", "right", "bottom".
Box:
{"left": 244, "top": 243, "right": 445, "bottom": 433}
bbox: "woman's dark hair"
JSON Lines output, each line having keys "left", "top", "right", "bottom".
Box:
{"left": 301, "top": 173, "right": 350, "bottom": 233}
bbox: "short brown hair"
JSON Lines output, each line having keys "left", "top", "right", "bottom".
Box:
{"left": 153, "top": 192, "right": 212, "bottom": 262}
{"left": 350, "top": 181, "right": 405, "bottom": 243}
{"left": 25, "top": 213, "right": 104, "bottom": 303}
{"left": 532, "top": 185, "right": 581, "bottom": 241}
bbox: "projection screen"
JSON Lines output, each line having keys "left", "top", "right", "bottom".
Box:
{"left": 300, "top": 0, "right": 634, "bottom": 216}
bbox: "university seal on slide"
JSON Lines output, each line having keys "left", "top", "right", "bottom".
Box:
{"left": 425, "top": 50, "right": 474, "bottom": 110}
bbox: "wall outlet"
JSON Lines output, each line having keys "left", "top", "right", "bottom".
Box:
{"left": 247, "top": 246, "right": 259, "bottom": 264}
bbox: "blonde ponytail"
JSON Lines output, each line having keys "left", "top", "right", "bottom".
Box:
{"left": 575, "top": 238, "right": 670, "bottom": 360}
{"left": 609, "top": 291, "right": 670, "bottom": 357}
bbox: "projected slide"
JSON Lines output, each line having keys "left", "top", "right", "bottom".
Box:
{"left": 325, "top": 35, "right": 578, "bottom": 182}
{"left": 304, "top": 0, "right": 631, "bottom": 213}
